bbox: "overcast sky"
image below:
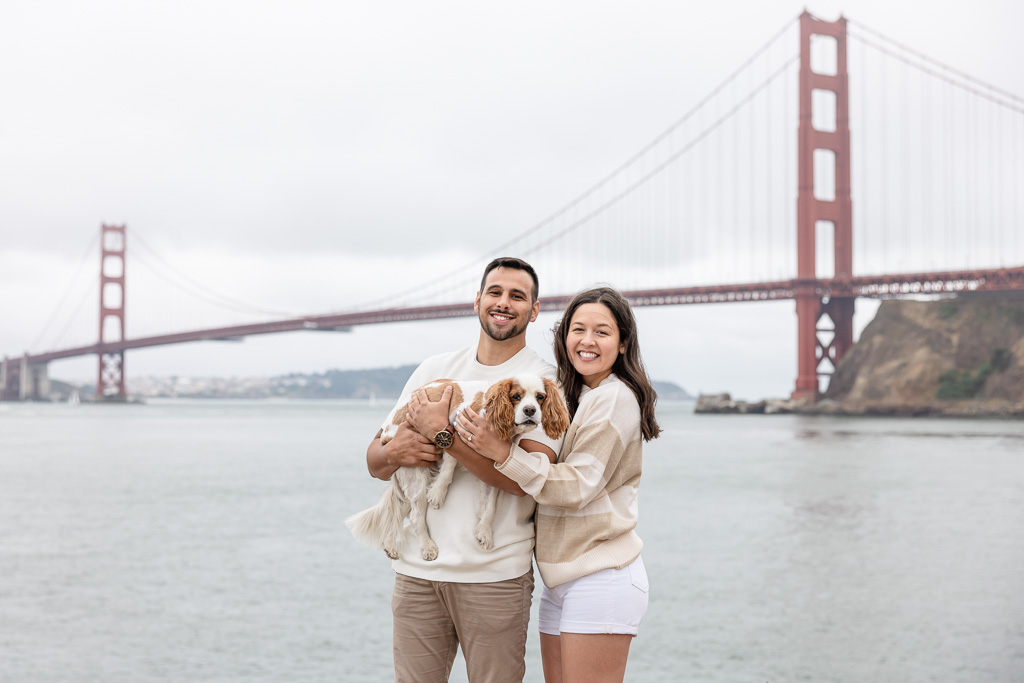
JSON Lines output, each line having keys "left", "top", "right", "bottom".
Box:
{"left": 2, "top": 0, "right": 1022, "bottom": 399}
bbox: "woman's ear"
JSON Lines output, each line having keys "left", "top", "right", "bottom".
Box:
{"left": 542, "top": 378, "right": 571, "bottom": 439}
{"left": 484, "top": 379, "right": 516, "bottom": 441}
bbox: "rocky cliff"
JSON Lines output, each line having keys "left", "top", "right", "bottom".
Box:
{"left": 822, "top": 293, "right": 1024, "bottom": 415}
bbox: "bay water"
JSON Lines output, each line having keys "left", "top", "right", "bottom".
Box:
{"left": 1, "top": 399, "right": 1022, "bottom": 682}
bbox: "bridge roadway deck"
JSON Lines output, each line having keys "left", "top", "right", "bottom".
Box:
{"left": 19, "top": 265, "right": 1024, "bottom": 365}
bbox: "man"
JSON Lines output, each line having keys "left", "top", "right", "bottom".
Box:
{"left": 365, "top": 257, "right": 561, "bottom": 683}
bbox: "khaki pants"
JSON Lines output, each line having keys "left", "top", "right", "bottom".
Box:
{"left": 391, "top": 570, "right": 534, "bottom": 683}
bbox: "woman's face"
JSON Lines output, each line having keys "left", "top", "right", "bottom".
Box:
{"left": 565, "top": 303, "right": 624, "bottom": 389}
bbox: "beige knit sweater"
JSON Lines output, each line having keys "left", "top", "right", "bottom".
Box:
{"left": 496, "top": 373, "right": 643, "bottom": 588}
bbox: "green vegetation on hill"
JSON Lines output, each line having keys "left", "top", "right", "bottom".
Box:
{"left": 936, "top": 348, "right": 1012, "bottom": 400}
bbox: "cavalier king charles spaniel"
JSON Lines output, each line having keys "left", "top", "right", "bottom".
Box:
{"left": 346, "top": 373, "right": 570, "bottom": 561}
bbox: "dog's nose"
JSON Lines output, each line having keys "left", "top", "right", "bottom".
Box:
{"left": 523, "top": 405, "right": 536, "bottom": 417}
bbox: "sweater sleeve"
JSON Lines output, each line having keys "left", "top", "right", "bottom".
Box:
{"left": 496, "top": 383, "right": 640, "bottom": 511}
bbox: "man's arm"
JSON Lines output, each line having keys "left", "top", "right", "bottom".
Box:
{"left": 406, "top": 386, "right": 555, "bottom": 496}
{"left": 365, "top": 424, "right": 442, "bottom": 481}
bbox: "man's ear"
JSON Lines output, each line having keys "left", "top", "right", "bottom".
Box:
{"left": 530, "top": 299, "right": 540, "bottom": 322}
{"left": 474, "top": 292, "right": 482, "bottom": 314}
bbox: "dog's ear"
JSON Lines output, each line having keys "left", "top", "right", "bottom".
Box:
{"left": 484, "top": 379, "right": 516, "bottom": 441}
{"left": 542, "top": 378, "right": 571, "bottom": 439}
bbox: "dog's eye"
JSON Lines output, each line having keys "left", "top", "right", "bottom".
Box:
{"left": 511, "top": 394, "right": 521, "bottom": 402}
{"left": 536, "top": 393, "right": 546, "bottom": 402}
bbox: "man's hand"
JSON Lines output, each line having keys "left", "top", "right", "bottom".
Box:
{"left": 387, "top": 422, "right": 444, "bottom": 467}
{"left": 407, "top": 385, "right": 454, "bottom": 440}
{"left": 366, "top": 423, "right": 442, "bottom": 480}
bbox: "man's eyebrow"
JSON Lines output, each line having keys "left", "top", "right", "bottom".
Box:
{"left": 486, "top": 285, "right": 529, "bottom": 297}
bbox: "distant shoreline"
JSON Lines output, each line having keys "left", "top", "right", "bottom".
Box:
{"left": 44, "top": 368, "right": 693, "bottom": 403}
{"left": 694, "top": 392, "right": 1024, "bottom": 419}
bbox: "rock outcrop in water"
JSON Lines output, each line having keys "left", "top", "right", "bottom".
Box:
{"left": 818, "top": 293, "right": 1024, "bottom": 417}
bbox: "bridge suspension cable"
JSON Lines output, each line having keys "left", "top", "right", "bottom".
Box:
{"left": 354, "top": 14, "right": 802, "bottom": 312}
{"left": 516, "top": 54, "right": 800, "bottom": 259}
{"left": 848, "top": 19, "right": 1024, "bottom": 113}
{"left": 129, "top": 230, "right": 303, "bottom": 318}
{"left": 849, "top": 17, "right": 1024, "bottom": 276}
{"left": 31, "top": 231, "right": 99, "bottom": 351}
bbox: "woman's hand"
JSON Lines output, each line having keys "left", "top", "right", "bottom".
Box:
{"left": 455, "top": 406, "right": 511, "bottom": 464}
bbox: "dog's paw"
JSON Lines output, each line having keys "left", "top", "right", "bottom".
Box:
{"left": 421, "top": 540, "right": 439, "bottom": 561}
{"left": 427, "top": 487, "right": 447, "bottom": 510}
{"left": 384, "top": 546, "right": 399, "bottom": 560}
{"left": 474, "top": 523, "right": 494, "bottom": 551}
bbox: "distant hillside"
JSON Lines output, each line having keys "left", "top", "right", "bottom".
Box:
{"left": 58, "top": 365, "right": 692, "bottom": 401}
{"left": 652, "top": 380, "right": 692, "bottom": 400}
{"left": 275, "top": 365, "right": 419, "bottom": 399}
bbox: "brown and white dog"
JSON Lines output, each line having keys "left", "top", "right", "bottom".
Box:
{"left": 346, "top": 373, "right": 570, "bottom": 561}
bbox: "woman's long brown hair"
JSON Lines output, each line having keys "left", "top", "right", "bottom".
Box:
{"left": 553, "top": 287, "right": 661, "bottom": 442}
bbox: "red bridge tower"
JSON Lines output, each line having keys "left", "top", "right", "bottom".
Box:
{"left": 98, "top": 224, "right": 127, "bottom": 401}
{"left": 792, "top": 11, "right": 854, "bottom": 400}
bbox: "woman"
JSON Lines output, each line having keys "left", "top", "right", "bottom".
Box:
{"left": 456, "top": 286, "right": 661, "bottom": 683}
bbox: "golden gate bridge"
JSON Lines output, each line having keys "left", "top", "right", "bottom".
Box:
{"left": 4, "top": 12, "right": 1023, "bottom": 401}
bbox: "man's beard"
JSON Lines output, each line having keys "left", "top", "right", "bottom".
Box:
{"left": 479, "top": 309, "right": 527, "bottom": 342}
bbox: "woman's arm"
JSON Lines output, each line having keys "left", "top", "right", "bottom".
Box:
{"left": 444, "top": 437, "right": 539, "bottom": 496}
{"left": 488, "top": 390, "right": 641, "bottom": 511}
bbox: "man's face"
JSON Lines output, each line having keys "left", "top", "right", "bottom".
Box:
{"left": 474, "top": 267, "right": 540, "bottom": 342}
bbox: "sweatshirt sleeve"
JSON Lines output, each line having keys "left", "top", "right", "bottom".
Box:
{"left": 496, "top": 384, "right": 640, "bottom": 511}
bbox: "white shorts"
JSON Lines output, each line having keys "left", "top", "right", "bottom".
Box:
{"left": 538, "top": 555, "right": 649, "bottom": 636}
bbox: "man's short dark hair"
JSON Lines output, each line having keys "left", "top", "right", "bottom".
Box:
{"left": 479, "top": 257, "right": 539, "bottom": 302}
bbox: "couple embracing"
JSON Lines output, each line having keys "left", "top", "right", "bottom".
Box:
{"left": 363, "top": 257, "right": 661, "bottom": 683}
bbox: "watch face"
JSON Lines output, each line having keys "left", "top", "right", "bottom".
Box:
{"left": 434, "top": 430, "right": 454, "bottom": 449}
